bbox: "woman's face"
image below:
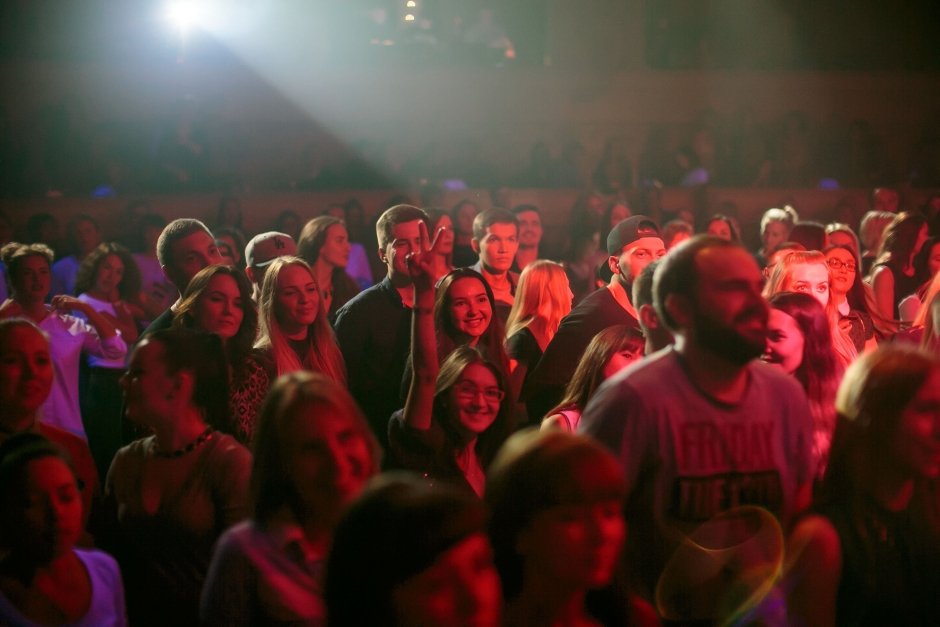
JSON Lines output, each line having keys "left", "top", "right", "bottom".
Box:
{"left": 193, "top": 274, "right": 244, "bottom": 341}
{"left": 602, "top": 345, "right": 642, "bottom": 379}
{"left": 284, "top": 401, "right": 373, "bottom": 520}
{"left": 518, "top": 500, "right": 625, "bottom": 590}
{"left": 93, "top": 254, "right": 125, "bottom": 297}
{"left": 890, "top": 367, "right": 940, "bottom": 480}
{"left": 120, "top": 339, "right": 176, "bottom": 425}
{"left": 825, "top": 248, "right": 857, "bottom": 297}
{"left": 320, "top": 224, "right": 351, "bottom": 269}
{"left": 608, "top": 203, "right": 631, "bottom": 229}
{"left": 926, "top": 241, "right": 940, "bottom": 277}
{"left": 786, "top": 263, "right": 830, "bottom": 308}
{"left": 762, "top": 309, "right": 804, "bottom": 375}
{"left": 449, "top": 363, "right": 501, "bottom": 437}
{"left": 0, "top": 325, "right": 53, "bottom": 419}
{"left": 13, "top": 255, "right": 51, "bottom": 303}
{"left": 707, "top": 220, "right": 732, "bottom": 241}
{"left": 275, "top": 264, "right": 320, "bottom": 335}
{"left": 393, "top": 533, "right": 502, "bottom": 627}
{"left": 448, "top": 278, "right": 492, "bottom": 342}
{"left": 762, "top": 221, "right": 789, "bottom": 252}
{"left": 3, "top": 457, "right": 83, "bottom": 565}
{"left": 433, "top": 215, "right": 455, "bottom": 255}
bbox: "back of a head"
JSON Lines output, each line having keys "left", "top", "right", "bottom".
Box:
{"left": 325, "top": 473, "right": 486, "bottom": 627}
{"left": 788, "top": 222, "right": 827, "bottom": 252}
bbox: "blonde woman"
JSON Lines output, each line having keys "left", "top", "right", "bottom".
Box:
{"left": 504, "top": 260, "right": 572, "bottom": 398}
{"left": 255, "top": 256, "right": 346, "bottom": 383}
{"left": 764, "top": 250, "right": 858, "bottom": 369}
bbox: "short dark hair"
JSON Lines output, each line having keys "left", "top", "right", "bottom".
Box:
{"left": 632, "top": 258, "right": 660, "bottom": 310}
{"left": 156, "top": 218, "right": 213, "bottom": 268}
{"left": 511, "top": 204, "right": 541, "bottom": 217}
{"left": 472, "top": 208, "right": 518, "bottom": 241}
{"left": 653, "top": 235, "right": 736, "bottom": 332}
{"left": 375, "top": 205, "right": 428, "bottom": 250}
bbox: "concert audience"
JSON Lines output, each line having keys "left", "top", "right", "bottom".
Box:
{"left": 0, "top": 242, "right": 125, "bottom": 440}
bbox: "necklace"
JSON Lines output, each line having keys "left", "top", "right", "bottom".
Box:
{"left": 152, "top": 427, "right": 214, "bottom": 458}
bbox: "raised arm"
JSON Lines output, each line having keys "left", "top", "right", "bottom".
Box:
{"left": 402, "top": 222, "right": 445, "bottom": 432}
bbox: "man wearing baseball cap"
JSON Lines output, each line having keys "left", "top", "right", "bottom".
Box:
{"left": 522, "top": 215, "right": 665, "bottom": 422}
{"left": 244, "top": 231, "right": 297, "bottom": 301}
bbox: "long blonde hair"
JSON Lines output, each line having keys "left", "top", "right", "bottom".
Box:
{"left": 764, "top": 250, "right": 858, "bottom": 368}
{"left": 255, "top": 256, "right": 346, "bottom": 383}
{"left": 505, "top": 260, "right": 571, "bottom": 348}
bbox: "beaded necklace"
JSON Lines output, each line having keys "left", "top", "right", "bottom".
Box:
{"left": 152, "top": 427, "right": 214, "bottom": 458}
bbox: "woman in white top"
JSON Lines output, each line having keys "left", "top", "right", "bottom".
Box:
{"left": 0, "top": 243, "right": 125, "bottom": 440}
{"left": 75, "top": 243, "right": 144, "bottom": 477}
{"left": 0, "top": 433, "right": 126, "bottom": 627}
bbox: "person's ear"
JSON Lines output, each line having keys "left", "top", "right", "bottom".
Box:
{"left": 378, "top": 246, "right": 389, "bottom": 265}
{"left": 638, "top": 303, "right": 660, "bottom": 331}
{"left": 471, "top": 238, "right": 481, "bottom": 254}
{"left": 607, "top": 256, "right": 620, "bottom": 276}
{"left": 172, "top": 370, "right": 195, "bottom": 404}
{"left": 244, "top": 266, "right": 257, "bottom": 284}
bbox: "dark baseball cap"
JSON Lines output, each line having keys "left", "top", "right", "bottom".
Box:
{"left": 607, "top": 215, "right": 662, "bottom": 255}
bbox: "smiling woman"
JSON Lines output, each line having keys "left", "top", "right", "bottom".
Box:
{"left": 173, "top": 264, "right": 272, "bottom": 444}
{"left": 388, "top": 226, "right": 513, "bottom": 497}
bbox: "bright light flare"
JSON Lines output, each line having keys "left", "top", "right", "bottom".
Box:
{"left": 165, "top": 2, "right": 202, "bottom": 34}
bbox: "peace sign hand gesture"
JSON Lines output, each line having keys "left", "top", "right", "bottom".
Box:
{"left": 406, "top": 220, "right": 447, "bottom": 293}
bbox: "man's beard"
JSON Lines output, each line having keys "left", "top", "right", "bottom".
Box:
{"left": 692, "top": 306, "right": 767, "bottom": 366}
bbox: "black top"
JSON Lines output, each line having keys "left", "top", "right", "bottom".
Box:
{"left": 334, "top": 277, "right": 412, "bottom": 444}
{"left": 523, "top": 287, "right": 638, "bottom": 420}
{"left": 816, "top": 497, "right": 940, "bottom": 626}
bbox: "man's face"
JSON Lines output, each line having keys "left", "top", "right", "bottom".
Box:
{"left": 873, "top": 188, "right": 900, "bottom": 214}
{"left": 516, "top": 210, "right": 542, "bottom": 248}
{"left": 473, "top": 222, "right": 519, "bottom": 274}
{"left": 74, "top": 220, "right": 101, "bottom": 257}
{"left": 610, "top": 237, "right": 666, "bottom": 286}
{"left": 687, "top": 247, "right": 769, "bottom": 365}
{"left": 381, "top": 219, "right": 424, "bottom": 281}
{"left": 165, "top": 230, "right": 223, "bottom": 291}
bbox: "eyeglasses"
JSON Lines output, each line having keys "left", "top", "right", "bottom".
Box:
{"left": 454, "top": 382, "right": 504, "bottom": 403}
{"left": 827, "top": 258, "right": 857, "bottom": 272}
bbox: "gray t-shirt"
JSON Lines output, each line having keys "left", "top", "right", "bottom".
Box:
{"left": 580, "top": 348, "right": 813, "bottom": 594}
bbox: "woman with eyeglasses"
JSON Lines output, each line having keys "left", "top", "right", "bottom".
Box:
{"left": 825, "top": 244, "right": 878, "bottom": 352}
{"left": 388, "top": 223, "right": 512, "bottom": 498}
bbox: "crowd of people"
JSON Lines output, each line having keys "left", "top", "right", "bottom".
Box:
{"left": 0, "top": 186, "right": 939, "bottom": 626}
